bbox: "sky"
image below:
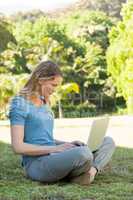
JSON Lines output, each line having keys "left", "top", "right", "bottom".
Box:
{"left": 0, "top": 0, "right": 78, "bottom": 15}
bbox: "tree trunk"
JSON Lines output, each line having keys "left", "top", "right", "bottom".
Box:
{"left": 58, "top": 99, "right": 63, "bottom": 118}
{"left": 127, "top": 96, "right": 133, "bottom": 114}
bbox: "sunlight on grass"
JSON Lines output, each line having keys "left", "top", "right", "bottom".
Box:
{"left": 0, "top": 142, "right": 133, "bottom": 200}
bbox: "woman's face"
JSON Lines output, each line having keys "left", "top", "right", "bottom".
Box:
{"left": 39, "top": 75, "right": 62, "bottom": 98}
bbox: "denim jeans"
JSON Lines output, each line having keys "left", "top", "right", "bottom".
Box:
{"left": 24, "top": 136, "right": 115, "bottom": 183}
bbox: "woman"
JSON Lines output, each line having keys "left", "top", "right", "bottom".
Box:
{"left": 9, "top": 60, "right": 116, "bottom": 185}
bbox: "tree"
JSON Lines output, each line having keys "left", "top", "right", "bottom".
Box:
{"left": 74, "top": 0, "right": 126, "bottom": 18}
{"left": 1, "top": 17, "right": 83, "bottom": 74}
{"left": 0, "top": 18, "right": 16, "bottom": 52}
{"left": 62, "top": 11, "right": 115, "bottom": 103}
{"left": 51, "top": 83, "right": 79, "bottom": 118}
{"left": 107, "top": 0, "right": 133, "bottom": 114}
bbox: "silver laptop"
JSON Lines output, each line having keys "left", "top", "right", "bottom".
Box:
{"left": 87, "top": 117, "right": 109, "bottom": 151}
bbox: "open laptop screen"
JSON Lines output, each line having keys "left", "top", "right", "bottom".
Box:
{"left": 87, "top": 117, "right": 109, "bottom": 151}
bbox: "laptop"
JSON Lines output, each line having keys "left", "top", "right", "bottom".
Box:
{"left": 87, "top": 116, "right": 109, "bottom": 151}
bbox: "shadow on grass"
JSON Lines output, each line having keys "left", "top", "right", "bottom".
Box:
{"left": 0, "top": 141, "right": 133, "bottom": 200}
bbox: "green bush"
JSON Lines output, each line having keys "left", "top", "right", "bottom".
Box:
{"left": 52, "top": 103, "right": 97, "bottom": 118}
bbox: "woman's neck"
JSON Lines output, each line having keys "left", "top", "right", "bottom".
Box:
{"left": 28, "top": 95, "right": 50, "bottom": 106}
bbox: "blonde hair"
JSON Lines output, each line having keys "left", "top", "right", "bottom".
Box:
{"left": 19, "top": 60, "right": 62, "bottom": 98}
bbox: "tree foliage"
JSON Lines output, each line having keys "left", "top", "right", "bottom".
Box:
{"left": 74, "top": 0, "right": 126, "bottom": 18}
{"left": 0, "top": 10, "right": 117, "bottom": 119}
{"left": 0, "top": 18, "right": 16, "bottom": 53}
{"left": 107, "top": 0, "right": 133, "bottom": 113}
{"left": 0, "top": 73, "right": 28, "bottom": 119}
{"left": 61, "top": 11, "right": 115, "bottom": 99}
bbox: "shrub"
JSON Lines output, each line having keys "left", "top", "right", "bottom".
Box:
{"left": 52, "top": 103, "right": 97, "bottom": 118}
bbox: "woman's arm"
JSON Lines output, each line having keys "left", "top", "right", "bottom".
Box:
{"left": 55, "top": 139, "right": 85, "bottom": 146}
{"left": 11, "top": 125, "right": 75, "bottom": 156}
{"left": 54, "top": 139, "right": 66, "bottom": 145}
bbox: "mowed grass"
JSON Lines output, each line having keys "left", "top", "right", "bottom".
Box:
{"left": 0, "top": 141, "right": 133, "bottom": 200}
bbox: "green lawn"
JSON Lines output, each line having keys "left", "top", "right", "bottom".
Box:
{"left": 0, "top": 141, "right": 133, "bottom": 200}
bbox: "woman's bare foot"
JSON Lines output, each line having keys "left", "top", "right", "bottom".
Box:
{"left": 70, "top": 167, "right": 98, "bottom": 185}
{"left": 70, "top": 172, "right": 91, "bottom": 186}
{"left": 88, "top": 166, "right": 97, "bottom": 183}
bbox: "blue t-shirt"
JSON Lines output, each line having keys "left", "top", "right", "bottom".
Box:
{"left": 9, "top": 95, "right": 55, "bottom": 166}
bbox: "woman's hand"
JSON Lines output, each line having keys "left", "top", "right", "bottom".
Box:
{"left": 54, "top": 143, "right": 75, "bottom": 153}
{"left": 71, "top": 140, "right": 86, "bottom": 146}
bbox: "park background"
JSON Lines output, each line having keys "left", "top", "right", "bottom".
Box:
{"left": 0, "top": 0, "right": 133, "bottom": 200}
{"left": 0, "top": 0, "right": 133, "bottom": 119}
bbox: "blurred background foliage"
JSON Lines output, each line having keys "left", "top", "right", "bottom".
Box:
{"left": 0, "top": 0, "right": 133, "bottom": 119}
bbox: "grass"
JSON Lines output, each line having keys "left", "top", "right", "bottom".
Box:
{"left": 0, "top": 142, "right": 133, "bottom": 200}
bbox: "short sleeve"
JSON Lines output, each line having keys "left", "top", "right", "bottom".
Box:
{"left": 9, "top": 96, "right": 29, "bottom": 126}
